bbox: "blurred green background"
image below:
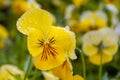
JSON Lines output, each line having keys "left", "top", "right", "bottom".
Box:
{"left": 0, "top": 0, "right": 120, "bottom": 80}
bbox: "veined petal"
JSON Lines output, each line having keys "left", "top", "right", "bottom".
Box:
{"left": 89, "top": 53, "right": 113, "bottom": 65}
{"left": 103, "top": 44, "right": 118, "bottom": 55}
{"left": 83, "top": 44, "right": 98, "bottom": 56}
{"left": 17, "top": 8, "right": 53, "bottom": 35}
{"left": 33, "top": 47, "right": 66, "bottom": 70}
{"left": 48, "top": 27, "right": 76, "bottom": 55}
{"left": 51, "top": 59, "right": 73, "bottom": 80}
{"left": 28, "top": 30, "right": 45, "bottom": 57}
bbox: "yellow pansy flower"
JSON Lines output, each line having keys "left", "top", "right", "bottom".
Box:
{"left": 82, "top": 28, "right": 118, "bottom": 65}
{"left": 0, "top": 64, "right": 25, "bottom": 80}
{"left": 0, "top": 25, "right": 8, "bottom": 48}
{"left": 29, "top": 27, "right": 75, "bottom": 70}
{"left": 0, "top": 0, "right": 11, "bottom": 9}
{"left": 17, "top": 8, "right": 76, "bottom": 70}
{"left": 80, "top": 11, "right": 107, "bottom": 32}
{"left": 12, "top": 0, "right": 40, "bottom": 15}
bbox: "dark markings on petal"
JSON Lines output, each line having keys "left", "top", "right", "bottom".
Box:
{"left": 61, "top": 61, "right": 67, "bottom": 68}
{"left": 37, "top": 39, "right": 45, "bottom": 46}
{"left": 41, "top": 43, "right": 58, "bottom": 61}
{"left": 49, "top": 37, "right": 55, "bottom": 44}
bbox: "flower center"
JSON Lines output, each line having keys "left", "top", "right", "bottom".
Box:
{"left": 44, "top": 43, "right": 49, "bottom": 49}
{"left": 97, "top": 42, "right": 105, "bottom": 53}
{"left": 38, "top": 37, "right": 58, "bottom": 61}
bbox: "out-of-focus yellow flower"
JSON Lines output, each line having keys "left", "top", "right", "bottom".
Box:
{"left": 104, "top": 0, "right": 120, "bottom": 10}
{"left": 72, "top": 0, "right": 87, "bottom": 8}
{"left": 105, "top": 4, "right": 119, "bottom": 26}
{"left": 64, "top": 5, "right": 81, "bottom": 33}
{"left": 12, "top": 0, "right": 40, "bottom": 15}
{"left": 0, "top": 25, "right": 8, "bottom": 48}
{"left": 67, "top": 20, "right": 81, "bottom": 33}
{"left": 73, "top": 75, "right": 84, "bottom": 80}
{"left": 82, "top": 28, "right": 118, "bottom": 65}
{"left": 65, "top": 5, "right": 76, "bottom": 21}
{"left": 79, "top": 11, "right": 107, "bottom": 32}
{"left": 17, "top": 8, "right": 76, "bottom": 70}
{"left": 104, "top": 0, "right": 117, "bottom": 4}
{"left": 51, "top": 0, "right": 66, "bottom": 13}
{"left": 0, "top": 64, "right": 24, "bottom": 80}
{"left": 0, "top": 0, "right": 11, "bottom": 9}
{"left": 42, "top": 71, "right": 59, "bottom": 80}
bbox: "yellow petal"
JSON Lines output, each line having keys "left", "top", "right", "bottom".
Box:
{"left": 42, "top": 71, "right": 59, "bottom": 80}
{"left": 95, "top": 19, "right": 107, "bottom": 29}
{"left": 83, "top": 44, "right": 98, "bottom": 56}
{"left": 95, "top": 11, "right": 107, "bottom": 22}
{"left": 73, "top": 75, "right": 84, "bottom": 80}
{"left": 48, "top": 26, "right": 76, "bottom": 55}
{"left": 99, "top": 28, "right": 118, "bottom": 46}
{"left": 28, "top": 29, "right": 45, "bottom": 57}
{"left": 17, "top": 8, "right": 53, "bottom": 35}
{"left": 82, "top": 31, "right": 103, "bottom": 45}
{"left": 103, "top": 44, "right": 118, "bottom": 55}
{"left": 89, "top": 53, "right": 113, "bottom": 65}
{"left": 51, "top": 60, "right": 73, "bottom": 80}
{"left": 79, "top": 19, "right": 91, "bottom": 31}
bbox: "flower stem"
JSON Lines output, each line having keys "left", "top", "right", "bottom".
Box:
{"left": 77, "top": 48, "right": 86, "bottom": 80}
{"left": 24, "top": 55, "right": 32, "bottom": 80}
{"left": 32, "top": 68, "right": 38, "bottom": 80}
{"left": 99, "top": 53, "right": 102, "bottom": 80}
